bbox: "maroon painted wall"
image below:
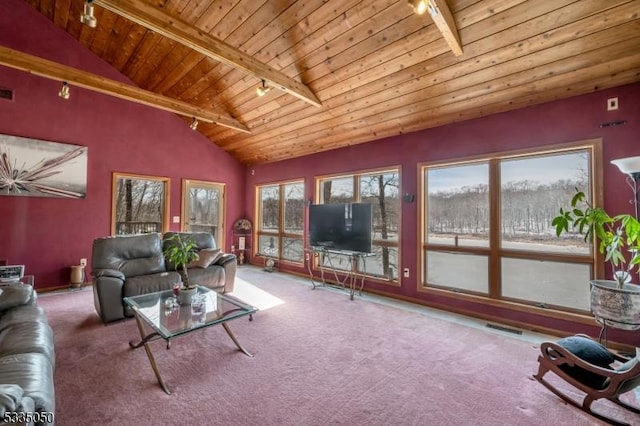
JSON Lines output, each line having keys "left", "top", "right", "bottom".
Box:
{"left": 247, "top": 81, "right": 640, "bottom": 344}
{"left": 0, "top": 0, "right": 245, "bottom": 289}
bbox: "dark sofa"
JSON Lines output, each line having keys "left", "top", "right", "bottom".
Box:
{"left": 0, "top": 284, "right": 55, "bottom": 425}
{"left": 91, "top": 232, "right": 236, "bottom": 323}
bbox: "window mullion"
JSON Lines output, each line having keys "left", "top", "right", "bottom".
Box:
{"left": 279, "top": 185, "right": 285, "bottom": 255}
{"left": 488, "top": 159, "right": 501, "bottom": 299}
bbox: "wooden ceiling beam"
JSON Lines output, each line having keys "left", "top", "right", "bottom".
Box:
{"left": 93, "top": 0, "right": 322, "bottom": 108}
{"left": 426, "top": 0, "right": 463, "bottom": 56}
{"left": 0, "top": 46, "right": 250, "bottom": 133}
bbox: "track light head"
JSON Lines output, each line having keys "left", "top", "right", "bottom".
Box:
{"left": 80, "top": 0, "right": 97, "bottom": 28}
{"left": 58, "top": 82, "right": 70, "bottom": 100}
{"left": 189, "top": 117, "right": 199, "bottom": 130}
{"left": 256, "top": 80, "right": 271, "bottom": 97}
{"left": 408, "top": 0, "right": 428, "bottom": 15}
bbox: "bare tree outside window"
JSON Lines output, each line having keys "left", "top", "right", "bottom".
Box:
{"left": 321, "top": 177, "right": 353, "bottom": 204}
{"left": 427, "top": 163, "right": 490, "bottom": 248}
{"left": 284, "top": 183, "right": 304, "bottom": 234}
{"left": 500, "top": 152, "right": 589, "bottom": 253}
{"left": 318, "top": 170, "right": 400, "bottom": 281}
{"left": 260, "top": 186, "right": 279, "bottom": 232}
{"left": 112, "top": 173, "right": 168, "bottom": 235}
{"left": 360, "top": 172, "right": 399, "bottom": 279}
{"left": 182, "top": 180, "right": 225, "bottom": 246}
{"left": 257, "top": 182, "right": 305, "bottom": 262}
{"left": 422, "top": 146, "right": 595, "bottom": 311}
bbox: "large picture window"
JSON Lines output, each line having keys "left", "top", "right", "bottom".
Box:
{"left": 317, "top": 169, "right": 400, "bottom": 281}
{"left": 421, "top": 141, "right": 599, "bottom": 312}
{"left": 257, "top": 181, "right": 305, "bottom": 263}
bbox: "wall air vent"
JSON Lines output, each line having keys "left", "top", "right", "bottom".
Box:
{"left": 599, "top": 120, "right": 628, "bottom": 128}
{"left": 0, "top": 88, "right": 13, "bottom": 101}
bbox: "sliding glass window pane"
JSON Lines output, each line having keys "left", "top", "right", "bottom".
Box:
{"left": 425, "top": 251, "right": 488, "bottom": 294}
{"left": 500, "top": 151, "right": 590, "bottom": 254}
{"left": 258, "top": 235, "right": 279, "bottom": 257}
{"left": 282, "top": 237, "right": 304, "bottom": 262}
{"left": 426, "top": 163, "right": 489, "bottom": 247}
{"left": 321, "top": 252, "right": 351, "bottom": 271}
{"left": 183, "top": 180, "right": 224, "bottom": 246}
{"left": 501, "top": 258, "right": 591, "bottom": 310}
{"left": 283, "top": 183, "right": 304, "bottom": 234}
{"left": 320, "top": 177, "right": 353, "bottom": 204}
{"left": 359, "top": 172, "right": 399, "bottom": 242}
{"left": 260, "top": 186, "right": 279, "bottom": 231}
{"left": 359, "top": 245, "right": 399, "bottom": 280}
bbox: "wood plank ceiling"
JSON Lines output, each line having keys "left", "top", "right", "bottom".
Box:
{"left": 18, "top": 0, "right": 640, "bottom": 165}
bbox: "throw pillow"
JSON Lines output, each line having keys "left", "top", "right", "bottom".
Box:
{"left": 556, "top": 335, "right": 615, "bottom": 367}
{"left": 556, "top": 335, "right": 615, "bottom": 389}
{"left": 0, "top": 285, "right": 34, "bottom": 312}
{"left": 187, "top": 248, "right": 222, "bottom": 269}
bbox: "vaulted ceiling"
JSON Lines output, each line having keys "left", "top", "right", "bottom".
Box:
{"left": 15, "top": 0, "right": 640, "bottom": 164}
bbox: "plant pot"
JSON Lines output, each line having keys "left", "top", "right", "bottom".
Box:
{"left": 590, "top": 279, "right": 640, "bottom": 330}
{"left": 178, "top": 287, "right": 198, "bottom": 305}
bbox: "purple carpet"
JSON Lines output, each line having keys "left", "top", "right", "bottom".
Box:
{"left": 38, "top": 268, "right": 639, "bottom": 425}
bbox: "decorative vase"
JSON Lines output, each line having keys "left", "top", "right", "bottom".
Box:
{"left": 70, "top": 265, "right": 85, "bottom": 288}
{"left": 178, "top": 287, "right": 198, "bottom": 305}
{"left": 590, "top": 279, "right": 640, "bottom": 330}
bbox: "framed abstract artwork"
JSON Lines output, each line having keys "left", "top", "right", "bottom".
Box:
{"left": 0, "top": 134, "right": 88, "bottom": 199}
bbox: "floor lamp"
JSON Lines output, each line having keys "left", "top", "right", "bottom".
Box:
{"left": 611, "top": 155, "right": 640, "bottom": 220}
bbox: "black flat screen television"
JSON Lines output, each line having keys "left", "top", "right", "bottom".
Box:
{"left": 309, "top": 203, "right": 372, "bottom": 253}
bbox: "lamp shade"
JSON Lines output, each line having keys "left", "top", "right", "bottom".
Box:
{"left": 611, "top": 156, "right": 640, "bottom": 175}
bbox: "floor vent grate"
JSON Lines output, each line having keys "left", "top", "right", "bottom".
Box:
{"left": 0, "top": 88, "right": 13, "bottom": 101}
{"left": 486, "top": 323, "right": 523, "bottom": 335}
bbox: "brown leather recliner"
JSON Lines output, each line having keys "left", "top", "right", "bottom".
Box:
{"left": 91, "top": 232, "right": 236, "bottom": 323}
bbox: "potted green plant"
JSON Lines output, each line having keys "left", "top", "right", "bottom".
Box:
{"left": 552, "top": 189, "right": 640, "bottom": 329}
{"left": 163, "top": 233, "right": 199, "bottom": 304}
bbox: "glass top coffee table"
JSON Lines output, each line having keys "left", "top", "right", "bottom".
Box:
{"left": 123, "top": 285, "right": 257, "bottom": 394}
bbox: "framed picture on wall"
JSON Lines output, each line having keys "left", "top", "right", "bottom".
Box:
{"left": 0, "top": 134, "right": 88, "bottom": 199}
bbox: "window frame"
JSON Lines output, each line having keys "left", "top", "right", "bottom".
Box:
{"left": 255, "top": 179, "right": 306, "bottom": 265}
{"left": 111, "top": 172, "right": 170, "bottom": 236}
{"left": 315, "top": 167, "right": 401, "bottom": 283}
{"left": 419, "top": 139, "right": 604, "bottom": 315}
{"left": 181, "top": 179, "right": 226, "bottom": 249}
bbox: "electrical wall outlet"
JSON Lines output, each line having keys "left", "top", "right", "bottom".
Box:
{"left": 80, "top": 258, "right": 87, "bottom": 267}
{"left": 403, "top": 268, "right": 410, "bottom": 278}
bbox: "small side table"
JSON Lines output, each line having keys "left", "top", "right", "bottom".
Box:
{"left": 19, "top": 275, "right": 35, "bottom": 286}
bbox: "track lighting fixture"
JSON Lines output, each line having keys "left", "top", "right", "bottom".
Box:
{"left": 58, "top": 82, "right": 70, "bottom": 100}
{"left": 408, "top": 0, "right": 428, "bottom": 15}
{"left": 189, "top": 117, "right": 199, "bottom": 130}
{"left": 80, "top": 0, "right": 97, "bottom": 28}
{"left": 256, "top": 80, "right": 271, "bottom": 97}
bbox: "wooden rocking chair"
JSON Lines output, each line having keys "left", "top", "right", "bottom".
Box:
{"left": 534, "top": 334, "right": 640, "bottom": 425}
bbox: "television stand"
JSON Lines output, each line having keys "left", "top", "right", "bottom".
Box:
{"left": 305, "top": 247, "right": 373, "bottom": 300}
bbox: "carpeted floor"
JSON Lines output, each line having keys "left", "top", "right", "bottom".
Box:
{"left": 39, "top": 267, "right": 639, "bottom": 425}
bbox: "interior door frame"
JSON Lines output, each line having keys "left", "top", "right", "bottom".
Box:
{"left": 181, "top": 179, "right": 226, "bottom": 249}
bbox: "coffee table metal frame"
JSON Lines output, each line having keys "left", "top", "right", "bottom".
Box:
{"left": 123, "top": 286, "right": 256, "bottom": 394}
